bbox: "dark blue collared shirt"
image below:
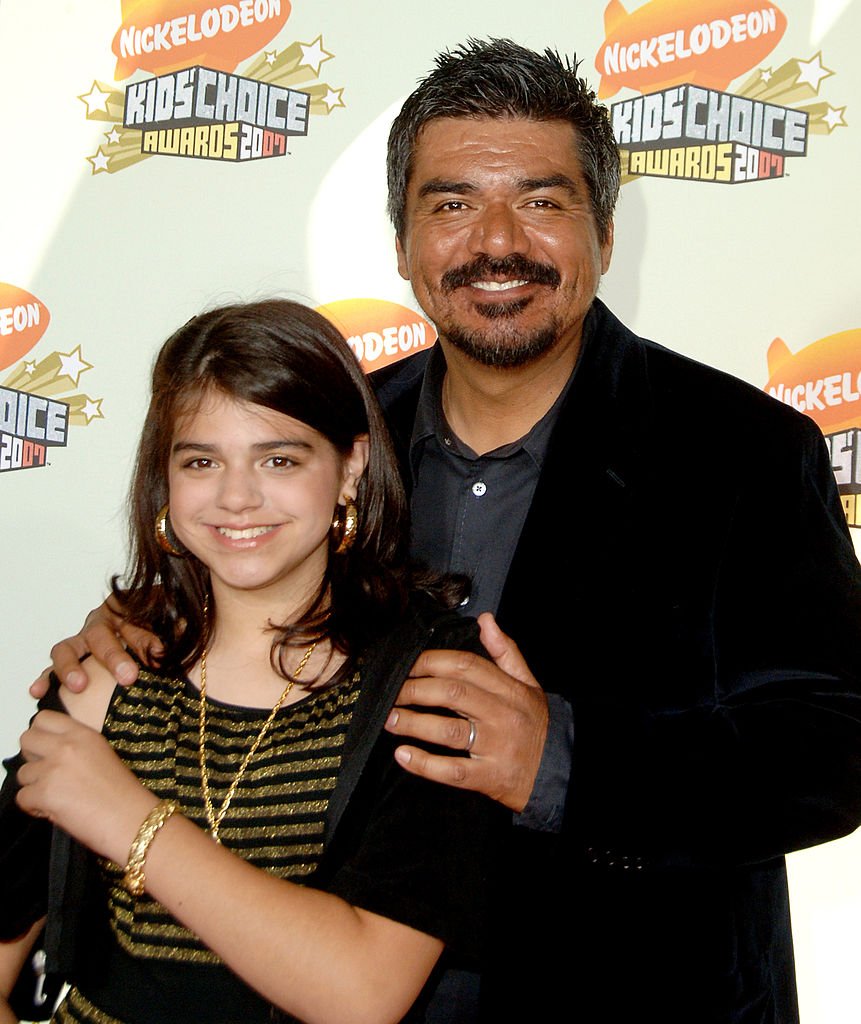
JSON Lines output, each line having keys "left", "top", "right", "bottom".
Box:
{"left": 407, "top": 344, "right": 575, "bottom": 832}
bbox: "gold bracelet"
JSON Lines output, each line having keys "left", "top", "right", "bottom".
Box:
{"left": 122, "top": 799, "right": 179, "bottom": 897}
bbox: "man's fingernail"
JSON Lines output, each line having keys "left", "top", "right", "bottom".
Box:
{"left": 394, "top": 747, "right": 411, "bottom": 765}
{"left": 117, "top": 662, "right": 136, "bottom": 685}
{"left": 67, "top": 670, "right": 85, "bottom": 689}
{"left": 386, "top": 710, "right": 399, "bottom": 728}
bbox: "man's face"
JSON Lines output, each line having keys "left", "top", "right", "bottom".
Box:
{"left": 395, "top": 116, "right": 613, "bottom": 368}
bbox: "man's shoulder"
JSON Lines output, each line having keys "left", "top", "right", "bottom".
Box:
{"left": 592, "top": 301, "right": 817, "bottom": 443}
{"left": 649, "top": 339, "right": 817, "bottom": 445}
{"left": 369, "top": 349, "right": 432, "bottom": 456}
{"left": 369, "top": 348, "right": 432, "bottom": 409}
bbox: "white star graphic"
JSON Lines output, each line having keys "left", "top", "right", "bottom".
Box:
{"left": 760, "top": 67, "right": 773, "bottom": 84}
{"left": 265, "top": 49, "right": 277, "bottom": 66}
{"left": 795, "top": 52, "right": 834, "bottom": 93}
{"left": 79, "top": 81, "right": 111, "bottom": 116}
{"left": 299, "top": 36, "right": 333, "bottom": 76}
{"left": 322, "top": 87, "right": 345, "bottom": 112}
{"left": 88, "top": 148, "right": 110, "bottom": 174}
{"left": 57, "top": 347, "right": 93, "bottom": 386}
{"left": 822, "top": 105, "right": 846, "bottom": 131}
{"left": 24, "top": 361, "right": 36, "bottom": 375}
{"left": 82, "top": 398, "right": 104, "bottom": 422}
{"left": 105, "top": 127, "right": 121, "bottom": 145}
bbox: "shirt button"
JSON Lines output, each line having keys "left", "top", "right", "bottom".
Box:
{"left": 472, "top": 481, "right": 487, "bottom": 497}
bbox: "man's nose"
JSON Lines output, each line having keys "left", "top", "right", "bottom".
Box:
{"left": 468, "top": 202, "right": 528, "bottom": 257}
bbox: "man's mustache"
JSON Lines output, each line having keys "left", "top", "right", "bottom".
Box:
{"left": 441, "top": 255, "right": 561, "bottom": 293}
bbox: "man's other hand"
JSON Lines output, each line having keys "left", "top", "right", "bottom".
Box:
{"left": 384, "top": 613, "right": 549, "bottom": 812}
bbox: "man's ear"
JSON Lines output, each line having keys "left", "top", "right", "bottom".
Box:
{"left": 600, "top": 219, "right": 614, "bottom": 275}
{"left": 395, "top": 235, "right": 410, "bottom": 282}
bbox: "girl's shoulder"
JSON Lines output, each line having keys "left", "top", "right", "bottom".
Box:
{"left": 56, "top": 656, "right": 123, "bottom": 732}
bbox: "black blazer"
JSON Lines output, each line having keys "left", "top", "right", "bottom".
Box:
{"left": 374, "top": 299, "right": 861, "bottom": 1023}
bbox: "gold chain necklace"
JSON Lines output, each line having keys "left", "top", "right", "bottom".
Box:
{"left": 198, "top": 638, "right": 317, "bottom": 843}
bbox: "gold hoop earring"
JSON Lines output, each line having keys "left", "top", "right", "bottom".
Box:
{"left": 155, "top": 504, "right": 184, "bottom": 557}
{"left": 332, "top": 496, "right": 358, "bottom": 555}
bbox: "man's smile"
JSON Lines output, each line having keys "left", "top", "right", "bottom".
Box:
{"left": 441, "top": 254, "right": 561, "bottom": 294}
{"left": 471, "top": 279, "right": 530, "bottom": 292}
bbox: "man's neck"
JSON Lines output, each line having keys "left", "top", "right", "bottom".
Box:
{"left": 439, "top": 334, "right": 582, "bottom": 455}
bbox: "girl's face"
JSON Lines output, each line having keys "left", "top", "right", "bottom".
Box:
{"left": 167, "top": 391, "right": 368, "bottom": 607}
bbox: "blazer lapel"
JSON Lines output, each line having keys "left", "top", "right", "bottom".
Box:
{"left": 495, "top": 301, "right": 657, "bottom": 696}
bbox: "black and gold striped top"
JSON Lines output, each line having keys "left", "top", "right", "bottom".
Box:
{"left": 95, "top": 666, "right": 361, "bottom": 967}
{"left": 2, "top": 603, "right": 499, "bottom": 1024}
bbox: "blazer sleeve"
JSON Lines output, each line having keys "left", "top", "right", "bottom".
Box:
{"left": 568, "top": 413, "right": 861, "bottom": 869}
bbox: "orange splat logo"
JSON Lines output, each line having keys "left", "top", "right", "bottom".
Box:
{"left": 766, "top": 330, "right": 861, "bottom": 435}
{"left": 111, "top": 0, "right": 291, "bottom": 78}
{"left": 595, "top": 0, "right": 786, "bottom": 98}
{"left": 317, "top": 299, "right": 438, "bottom": 374}
{"left": 0, "top": 284, "right": 50, "bottom": 372}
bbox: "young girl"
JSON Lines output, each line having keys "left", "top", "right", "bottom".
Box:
{"left": 0, "top": 300, "right": 498, "bottom": 1024}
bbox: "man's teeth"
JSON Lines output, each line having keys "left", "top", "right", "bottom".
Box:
{"left": 472, "top": 279, "right": 529, "bottom": 292}
{"left": 217, "top": 526, "right": 275, "bottom": 539}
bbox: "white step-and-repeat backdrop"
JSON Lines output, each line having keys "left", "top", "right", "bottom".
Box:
{"left": 1, "top": 1, "right": 858, "bottom": 1019}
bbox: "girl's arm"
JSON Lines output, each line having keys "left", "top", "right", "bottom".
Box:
{"left": 0, "top": 918, "right": 45, "bottom": 1024}
{"left": 16, "top": 712, "right": 442, "bottom": 1024}
{"left": 142, "top": 812, "right": 441, "bottom": 1024}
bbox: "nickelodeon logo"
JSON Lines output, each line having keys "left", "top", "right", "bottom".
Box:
{"left": 126, "top": 65, "right": 309, "bottom": 163}
{"left": 766, "top": 329, "right": 861, "bottom": 527}
{"left": 316, "top": 299, "right": 437, "bottom": 373}
{"left": 0, "top": 284, "right": 50, "bottom": 373}
{"left": 0, "top": 283, "right": 66, "bottom": 473}
{"left": 767, "top": 331, "right": 861, "bottom": 433}
{"left": 613, "top": 83, "right": 806, "bottom": 183}
{"left": 0, "top": 386, "right": 68, "bottom": 473}
{"left": 112, "top": 0, "right": 290, "bottom": 78}
{"left": 596, "top": 0, "right": 786, "bottom": 97}
{"left": 594, "top": 0, "right": 808, "bottom": 186}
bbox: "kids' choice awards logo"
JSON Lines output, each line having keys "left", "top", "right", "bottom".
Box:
{"left": 316, "top": 299, "right": 438, "bottom": 374}
{"left": 79, "top": 1, "right": 344, "bottom": 172}
{"left": 765, "top": 329, "right": 861, "bottom": 528}
{"left": 0, "top": 284, "right": 103, "bottom": 474}
{"left": 595, "top": 0, "right": 847, "bottom": 184}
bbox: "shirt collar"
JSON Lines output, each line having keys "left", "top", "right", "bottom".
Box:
{"left": 409, "top": 307, "right": 595, "bottom": 474}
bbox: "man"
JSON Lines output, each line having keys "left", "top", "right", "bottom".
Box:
{"left": 40, "top": 39, "right": 861, "bottom": 1023}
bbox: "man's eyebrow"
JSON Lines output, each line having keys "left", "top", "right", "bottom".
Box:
{"left": 417, "top": 178, "right": 477, "bottom": 199}
{"left": 416, "top": 174, "right": 583, "bottom": 199}
{"left": 518, "top": 174, "right": 582, "bottom": 196}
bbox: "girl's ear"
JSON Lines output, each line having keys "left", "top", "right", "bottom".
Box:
{"left": 341, "top": 434, "right": 370, "bottom": 499}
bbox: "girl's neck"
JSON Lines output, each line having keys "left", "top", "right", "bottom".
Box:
{"left": 190, "top": 584, "right": 339, "bottom": 708}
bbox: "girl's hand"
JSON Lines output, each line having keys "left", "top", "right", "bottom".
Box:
{"left": 16, "top": 711, "right": 157, "bottom": 865}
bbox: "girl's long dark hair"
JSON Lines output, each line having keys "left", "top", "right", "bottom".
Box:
{"left": 113, "top": 299, "right": 460, "bottom": 679}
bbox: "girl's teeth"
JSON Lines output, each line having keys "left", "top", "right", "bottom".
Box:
{"left": 217, "top": 526, "right": 273, "bottom": 539}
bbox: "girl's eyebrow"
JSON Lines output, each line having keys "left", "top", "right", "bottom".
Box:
{"left": 171, "top": 439, "right": 314, "bottom": 454}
